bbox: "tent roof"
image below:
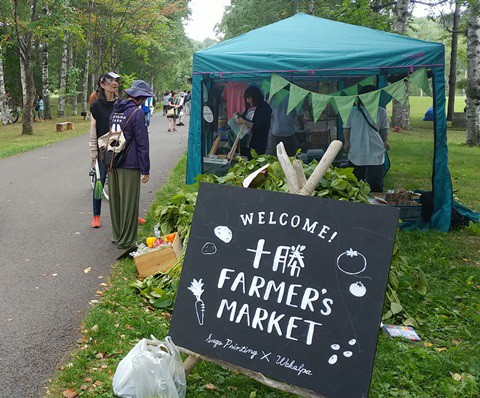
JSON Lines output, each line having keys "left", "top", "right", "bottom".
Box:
{"left": 194, "top": 13, "right": 444, "bottom": 77}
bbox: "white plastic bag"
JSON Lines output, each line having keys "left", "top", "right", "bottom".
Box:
{"left": 113, "top": 335, "right": 186, "bottom": 398}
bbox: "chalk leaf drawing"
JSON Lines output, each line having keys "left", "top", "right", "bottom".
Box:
{"left": 349, "top": 281, "right": 367, "bottom": 297}
{"left": 188, "top": 279, "right": 205, "bottom": 325}
{"left": 201, "top": 242, "right": 217, "bottom": 255}
{"left": 336, "top": 248, "right": 367, "bottom": 275}
{"left": 214, "top": 226, "right": 232, "bottom": 243}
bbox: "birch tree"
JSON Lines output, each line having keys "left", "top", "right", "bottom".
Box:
{"left": 13, "top": 0, "right": 38, "bottom": 135}
{"left": 42, "top": 36, "right": 52, "bottom": 119}
{"left": 391, "top": 0, "right": 412, "bottom": 130}
{"left": 0, "top": 46, "right": 9, "bottom": 125}
{"left": 57, "top": 34, "right": 68, "bottom": 117}
{"left": 465, "top": 1, "right": 480, "bottom": 146}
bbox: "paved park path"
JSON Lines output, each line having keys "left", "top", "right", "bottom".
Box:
{"left": 0, "top": 113, "right": 188, "bottom": 397}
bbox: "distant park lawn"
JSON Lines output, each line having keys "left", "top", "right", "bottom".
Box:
{"left": 0, "top": 97, "right": 90, "bottom": 158}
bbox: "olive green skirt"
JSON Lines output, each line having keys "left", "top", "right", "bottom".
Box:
{"left": 108, "top": 168, "right": 141, "bottom": 249}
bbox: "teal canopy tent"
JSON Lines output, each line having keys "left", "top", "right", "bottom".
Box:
{"left": 187, "top": 13, "right": 452, "bottom": 231}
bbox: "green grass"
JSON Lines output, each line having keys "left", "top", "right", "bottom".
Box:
{"left": 46, "top": 98, "right": 480, "bottom": 397}
{"left": 0, "top": 99, "right": 90, "bottom": 158}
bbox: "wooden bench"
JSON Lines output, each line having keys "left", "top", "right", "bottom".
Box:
{"left": 56, "top": 122, "right": 74, "bottom": 132}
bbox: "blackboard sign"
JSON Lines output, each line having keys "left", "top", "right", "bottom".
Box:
{"left": 170, "top": 183, "right": 399, "bottom": 397}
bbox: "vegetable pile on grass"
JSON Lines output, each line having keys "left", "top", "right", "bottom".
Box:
{"left": 132, "top": 152, "right": 414, "bottom": 325}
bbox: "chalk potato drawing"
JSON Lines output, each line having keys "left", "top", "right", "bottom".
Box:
{"left": 201, "top": 242, "right": 217, "bottom": 255}
{"left": 188, "top": 279, "right": 205, "bottom": 325}
{"left": 336, "top": 248, "right": 367, "bottom": 275}
{"left": 328, "top": 339, "right": 357, "bottom": 365}
{"left": 349, "top": 281, "right": 367, "bottom": 297}
{"left": 214, "top": 226, "right": 232, "bottom": 243}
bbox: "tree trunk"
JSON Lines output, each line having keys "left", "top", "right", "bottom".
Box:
{"left": 42, "top": 38, "right": 52, "bottom": 119}
{"left": 0, "top": 46, "right": 9, "bottom": 125}
{"left": 13, "top": 0, "right": 37, "bottom": 135}
{"left": 447, "top": 0, "right": 460, "bottom": 121}
{"left": 466, "top": 7, "right": 480, "bottom": 146}
{"left": 19, "top": 55, "right": 27, "bottom": 107}
{"left": 391, "top": 81, "right": 411, "bottom": 129}
{"left": 81, "top": 49, "right": 90, "bottom": 113}
{"left": 391, "top": 0, "right": 411, "bottom": 129}
{"left": 57, "top": 34, "right": 68, "bottom": 117}
{"left": 69, "top": 45, "right": 78, "bottom": 115}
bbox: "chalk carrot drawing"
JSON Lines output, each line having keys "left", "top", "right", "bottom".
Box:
{"left": 188, "top": 279, "right": 205, "bottom": 325}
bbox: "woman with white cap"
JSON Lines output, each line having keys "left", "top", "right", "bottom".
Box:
{"left": 89, "top": 71, "right": 120, "bottom": 228}
{"left": 108, "top": 80, "right": 154, "bottom": 250}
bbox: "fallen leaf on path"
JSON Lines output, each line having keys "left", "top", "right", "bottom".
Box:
{"left": 98, "top": 275, "right": 104, "bottom": 279}
{"left": 84, "top": 267, "right": 92, "bottom": 273}
{"left": 99, "top": 282, "right": 108, "bottom": 286}
{"left": 74, "top": 232, "right": 81, "bottom": 235}
{"left": 62, "top": 389, "right": 78, "bottom": 398}
{"left": 52, "top": 273, "right": 58, "bottom": 277}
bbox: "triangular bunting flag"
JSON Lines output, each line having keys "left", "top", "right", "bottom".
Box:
{"left": 382, "top": 80, "right": 408, "bottom": 106}
{"left": 311, "top": 92, "right": 331, "bottom": 123}
{"left": 358, "top": 89, "right": 381, "bottom": 123}
{"left": 261, "top": 79, "right": 270, "bottom": 94}
{"left": 358, "top": 75, "right": 376, "bottom": 88}
{"left": 269, "top": 74, "right": 290, "bottom": 101}
{"left": 287, "top": 84, "right": 310, "bottom": 114}
{"left": 341, "top": 84, "right": 359, "bottom": 96}
{"left": 332, "top": 95, "right": 357, "bottom": 124}
{"left": 271, "top": 88, "right": 289, "bottom": 107}
{"left": 409, "top": 68, "right": 432, "bottom": 97}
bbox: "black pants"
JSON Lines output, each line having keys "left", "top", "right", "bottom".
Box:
{"left": 351, "top": 163, "right": 384, "bottom": 192}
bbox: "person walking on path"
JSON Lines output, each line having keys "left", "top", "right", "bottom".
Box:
{"left": 89, "top": 71, "right": 120, "bottom": 228}
{"left": 166, "top": 91, "right": 180, "bottom": 132}
{"left": 163, "top": 91, "right": 170, "bottom": 116}
{"left": 108, "top": 80, "right": 154, "bottom": 249}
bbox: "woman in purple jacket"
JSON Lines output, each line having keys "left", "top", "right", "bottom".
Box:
{"left": 108, "top": 80, "right": 154, "bottom": 249}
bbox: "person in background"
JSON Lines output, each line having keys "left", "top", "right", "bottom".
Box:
{"left": 89, "top": 72, "right": 120, "bottom": 228}
{"left": 234, "top": 85, "right": 272, "bottom": 158}
{"left": 108, "top": 80, "right": 154, "bottom": 249}
{"left": 37, "top": 95, "right": 44, "bottom": 120}
{"left": 163, "top": 91, "right": 170, "bottom": 116}
{"left": 184, "top": 90, "right": 191, "bottom": 115}
{"left": 167, "top": 91, "right": 180, "bottom": 132}
{"left": 176, "top": 92, "right": 186, "bottom": 127}
{"left": 269, "top": 95, "right": 305, "bottom": 156}
{"left": 141, "top": 96, "right": 153, "bottom": 131}
{"left": 343, "top": 85, "right": 390, "bottom": 192}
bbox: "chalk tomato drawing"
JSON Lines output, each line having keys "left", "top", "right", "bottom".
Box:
{"left": 349, "top": 281, "right": 367, "bottom": 297}
{"left": 336, "top": 248, "right": 367, "bottom": 275}
{"left": 201, "top": 242, "right": 217, "bottom": 255}
{"left": 214, "top": 226, "right": 232, "bottom": 243}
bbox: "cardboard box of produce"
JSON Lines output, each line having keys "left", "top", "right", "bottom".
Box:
{"left": 134, "top": 233, "right": 182, "bottom": 278}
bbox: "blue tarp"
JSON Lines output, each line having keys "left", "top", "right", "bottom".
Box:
{"left": 187, "top": 13, "right": 453, "bottom": 231}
